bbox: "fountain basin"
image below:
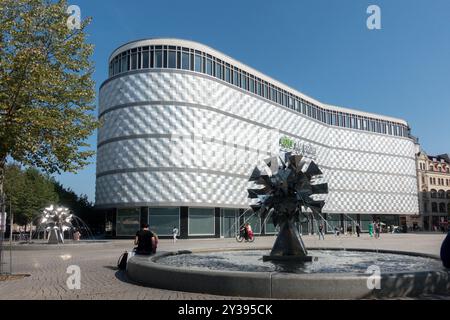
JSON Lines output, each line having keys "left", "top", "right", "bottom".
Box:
{"left": 126, "top": 248, "right": 450, "bottom": 299}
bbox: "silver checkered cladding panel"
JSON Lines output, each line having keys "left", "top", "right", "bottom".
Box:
{"left": 96, "top": 71, "right": 419, "bottom": 215}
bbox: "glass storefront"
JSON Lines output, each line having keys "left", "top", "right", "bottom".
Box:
{"left": 148, "top": 207, "right": 180, "bottom": 236}
{"left": 313, "top": 213, "right": 326, "bottom": 234}
{"left": 220, "top": 209, "right": 238, "bottom": 238}
{"left": 376, "top": 215, "right": 399, "bottom": 232}
{"left": 189, "top": 208, "right": 215, "bottom": 236}
{"left": 298, "top": 212, "right": 313, "bottom": 235}
{"left": 111, "top": 205, "right": 413, "bottom": 237}
{"left": 325, "top": 214, "right": 341, "bottom": 234}
{"left": 116, "top": 208, "right": 140, "bottom": 236}
{"left": 244, "top": 212, "right": 261, "bottom": 235}
{"left": 360, "top": 215, "right": 373, "bottom": 232}
{"left": 343, "top": 214, "right": 358, "bottom": 234}
{"left": 264, "top": 211, "right": 278, "bottom": 234}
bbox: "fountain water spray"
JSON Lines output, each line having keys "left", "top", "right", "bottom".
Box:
{"left": 40, "top": 205, "right": 73, "bottom": 244}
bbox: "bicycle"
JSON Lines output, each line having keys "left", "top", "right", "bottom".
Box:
{"left": 235, "top": 227, "right": 255, "bottom": 243}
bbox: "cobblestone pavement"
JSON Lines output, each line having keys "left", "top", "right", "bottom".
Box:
{"left": 0, "top": 233, "right": 448, "bottom": 300}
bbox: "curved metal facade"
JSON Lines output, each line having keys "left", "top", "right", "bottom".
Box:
{"left": 96, "top": 40, "right": 419, "bottom": 217}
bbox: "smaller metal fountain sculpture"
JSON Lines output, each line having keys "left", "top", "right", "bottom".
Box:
{"left": 248, "top": 152, "right": 328, "bottom": 262}
{"left": 40, "top": 205, "right": 73, "bottom": 244}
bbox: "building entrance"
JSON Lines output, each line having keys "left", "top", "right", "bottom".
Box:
{"left": 220, "top": 209, "right": 239, "bottom": 238}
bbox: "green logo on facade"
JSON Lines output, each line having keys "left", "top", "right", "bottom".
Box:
{"left": 279, "top": 136, "right": 317, "bottom": 158}
{"left": 279, "top": 136, "right": 295, "bottom": 149}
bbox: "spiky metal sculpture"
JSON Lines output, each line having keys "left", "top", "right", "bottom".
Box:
{"left": 248, "top": 152, "right": 328, "bottom": 261}
{"left": 40, "top": 205, "right": 73, "bottom": 244}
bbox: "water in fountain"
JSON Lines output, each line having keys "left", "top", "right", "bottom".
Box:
{"left": 158, "top": 249, "right": 444, "bottom": 274}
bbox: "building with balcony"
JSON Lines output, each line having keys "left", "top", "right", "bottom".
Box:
{"left": 415, "top": 151, "right": 450, "bottom": 231}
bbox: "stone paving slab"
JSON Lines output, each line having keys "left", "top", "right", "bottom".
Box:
{"left": 0, "top": 233, "right": 448, "bottom": 300}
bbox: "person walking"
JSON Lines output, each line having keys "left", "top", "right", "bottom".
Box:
{"left": 375, "top": 221, "right": 381, "bottom": 239}
{"left": 172, "top": 226, "right": 179, "bottom": 243}
{"left": 318, "top": 223, "right": 325, "bottom": 240}
{"left": 368, "top": 221, "right": 374, "bottom": 238}
{"left": 356, "top": 224, "right": 361, "bottom": 237}
{"left": 440, "top": 231, "right": 450, "bottom": 268}
{"left": 347, "top": 224, "right": 353, "bottom": 236}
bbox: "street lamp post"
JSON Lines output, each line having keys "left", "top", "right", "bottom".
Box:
{"left": 0, "top": 192, "right": 5, "bottom": 274}
{"left": 9, "top": 199, "right": 13, "bottom": 274}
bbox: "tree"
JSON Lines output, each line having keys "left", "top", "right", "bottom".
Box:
{"left": 4, "top": 164, "right": 59, "bottom": 228}
{"left": 4, "top": 163, "right": 102, "bottom": 233}
{"left": 53, "top": 182, "right": 94, "bottom": 218}
{"left": 0, "top": 0, "right": 98, "bottom": 212}
{"left": 53, "top": 182, "right": 103, "bottom": 233}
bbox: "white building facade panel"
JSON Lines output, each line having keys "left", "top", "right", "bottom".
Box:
{"left": 97, "top": 70, "right": 419, "bottom": 216}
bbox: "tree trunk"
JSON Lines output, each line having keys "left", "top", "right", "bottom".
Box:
{"left": 0, "top": 157, "right": 5, "bottom": 273}
{"left": 0, "top": 156, "right": 6, "bottom": 227}
{"left": 0, "top": 156, "right": 5, "bottom": 209}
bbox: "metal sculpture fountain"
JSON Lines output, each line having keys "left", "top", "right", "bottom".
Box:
{"left": 248, "top": 152, "right": 328, "bottom": 262}
{"left": 40, "top": 205, "right": 73, "bottom": 244}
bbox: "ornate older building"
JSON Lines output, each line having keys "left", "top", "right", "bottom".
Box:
{"left": 415, "top": 151, "right": 450, "bottom": 231}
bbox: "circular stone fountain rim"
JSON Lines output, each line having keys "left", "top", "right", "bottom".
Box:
{"left": 151, "top": 247, "right": 443, "bottom": 275}
{"left": 127, "top": 248, "right": 450, "bottom": 299}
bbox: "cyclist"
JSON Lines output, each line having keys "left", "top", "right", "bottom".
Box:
{"left": 244, "top": 223, "right": 253, "bottom": 241}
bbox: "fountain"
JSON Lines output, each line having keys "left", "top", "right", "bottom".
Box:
{"left": 126, "top": 153, "right": 450, "bottom": 299}
{"left": 40, "top": 205, "right": 72, "bottom": 244}
{"left": 35, "top": 205, "right": 98, "bottom": 244}
{"left": 3, "top": 205, "right": 111, "bottom": 250}
{"left": 248, "top": 153, "right": 327, "bottom": 262}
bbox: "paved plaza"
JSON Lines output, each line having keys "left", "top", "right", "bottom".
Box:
{"left": 0, "top": 233, "right": 448, "bottom": 300}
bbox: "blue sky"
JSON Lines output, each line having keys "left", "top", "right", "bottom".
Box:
{"left": 54, "top": 0, "right": 450, "bottom": 202}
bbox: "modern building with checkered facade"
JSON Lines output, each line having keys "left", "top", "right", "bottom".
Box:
{"left": 96, "top": 38, "right": 419, "bottom": 238}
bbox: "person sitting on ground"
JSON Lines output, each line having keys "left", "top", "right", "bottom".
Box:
{"left": 441, "top": 231, "right": 450, "bottom": 268}
{"left": 134, "top": 223, "right": 155, "bottom": 255}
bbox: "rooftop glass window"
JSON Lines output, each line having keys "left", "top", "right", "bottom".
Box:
{"left": 225, "top": 66, "right": 231, "bottom": 83}
{"left": 108, "top": 43, "right": 409, "bottom": 137}
{"left": 155, "top": 50, "right": 163, "bottom": 68}
{"left": 142, "top": 51, "right": 149, "bottom": 69}
{"left": 194, "top": 54, "right": 202, "bottom": 72}
{"left": 130, "top": 52, "right": 137, "bottom": 70}
{"left": 216, "top": 62, "right": 222, "bottom": 79}
{"left": 176, "top": 51, "right": 181, "bottom": 69}
{"left": 163, "top": 50, "right": 168, "bottom": 68}
{"left": 181, "top": 52, "right": 189, "bottom": 70}
{"left": 206, "top": 58, "right": 213, "bottom": 75}
{"left": 168, "top": 50, "right": 176, "bottom": 68}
